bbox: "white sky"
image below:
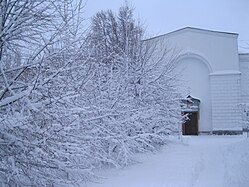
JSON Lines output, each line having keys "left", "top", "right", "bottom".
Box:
{"left": 84, "top": 0, "right": 249, "bottom": 52}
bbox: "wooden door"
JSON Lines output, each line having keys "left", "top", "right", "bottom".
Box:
{"left": 182, "top": 112, "right": 198, "bottom": 135}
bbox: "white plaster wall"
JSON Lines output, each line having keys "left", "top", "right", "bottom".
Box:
{"left": 239, "top": 54, "right": 249, "bottom": 129}
{"left": 146, "top": 28, "right": 242, "bottom": 132}
{"left": 155, "top": 28, "right": 240, "bottom": 72}
{"left": 210, "top": 73, "right": 242, "bottom": 130}
{"left": 239, "top": 54, "right": 249, "bottom": 103}
{"left": 176, "top": 57, "right": 212, "bottom": 132}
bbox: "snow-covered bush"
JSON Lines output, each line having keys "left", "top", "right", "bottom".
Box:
{"left": 0, "top": 1, "right": 93, "bottom": 186}
{"left": 82, "top": 4, "right": 182, "bottom": 167}
{"left": 0, "top": 1, "right": 182, "bottom": 186}
{"left": 240, "top": 104, "right": 249, "bottom": 137}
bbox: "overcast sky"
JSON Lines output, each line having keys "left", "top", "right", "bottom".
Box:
{"left": 84, "top": 0, "right": 249, "bottom": 52}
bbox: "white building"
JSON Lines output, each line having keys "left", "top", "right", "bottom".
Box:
{"left": 147, "top": 27, "right": 249, "bottom": 135}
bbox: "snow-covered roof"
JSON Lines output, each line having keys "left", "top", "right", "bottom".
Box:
{"left": 181, "top": 95, "right": 200, "bottom": 112}
{"left": 144, "top": 27, "right": 238, "bottom": 41}
{"left": 209, "top": 70, "right": 241, "bottom": 76}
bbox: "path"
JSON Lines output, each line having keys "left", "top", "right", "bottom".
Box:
{"left": 88, "top": 136, "right": 247, "bottom": 187}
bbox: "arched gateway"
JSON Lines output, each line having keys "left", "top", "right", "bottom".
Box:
{"left": 176, "top": 55, "right": 212, "bottom": 134}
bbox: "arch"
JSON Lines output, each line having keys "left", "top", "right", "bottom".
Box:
{"left": 176, "top": 52, "right": 213, "bottom": 73}
{"left": 175, "top": 53, "right": 213, "bottom": 133}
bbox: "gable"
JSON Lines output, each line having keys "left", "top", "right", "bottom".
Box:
{"left": 146, "top": 27, "right": 238, "bottom": 41}
{"left": 146, "top": 27, "right": 240, "bottom": 72}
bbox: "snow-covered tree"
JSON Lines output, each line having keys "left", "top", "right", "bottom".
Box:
{"left": 0, "top": 1, "right": 182, "bottom": 186}
{"left": 0, "top": 1, "right": 94, "bottom": 186}
{"left": 81, "top": 4, "right": 182, "bottom": 167}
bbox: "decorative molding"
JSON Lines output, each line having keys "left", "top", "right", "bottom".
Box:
{"left": 176, "top": 52, "right": 213, "bottom": 73}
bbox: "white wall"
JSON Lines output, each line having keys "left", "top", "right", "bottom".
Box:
{"left": 239, "top": 54, "right": 249, "bottom": 129}
{"left": 146, "top": 28, "right": 243, "bottom": 132}
{"left": 156, "top": 28, "right": 240, "bottom": 73}
{"left": 239, "top": 54, "right": 249, "bottom": 104}
{"left": 210, "top": 73, "right": 242, "bottom": 130}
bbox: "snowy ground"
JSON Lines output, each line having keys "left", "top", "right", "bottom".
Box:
{"left": 87, "top": 135, "right": 249, "bottom": 187}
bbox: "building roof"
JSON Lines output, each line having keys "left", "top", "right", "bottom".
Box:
{"left": 144, "top": 27, "right": 238, "bottom": 41}
{"left": 239, "top": 53, "right": 249, "bottom": 56}
{"left": 239, "top": 53, "right": 249, "bottom": 62}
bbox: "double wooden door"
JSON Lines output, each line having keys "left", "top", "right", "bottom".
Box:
{"left": 182, "top": 112, "right": 198, "bottom": 135}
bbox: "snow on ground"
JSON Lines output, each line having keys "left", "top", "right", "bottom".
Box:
{"left": 87, "top": 135, "right": 249, "bottom": 187}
